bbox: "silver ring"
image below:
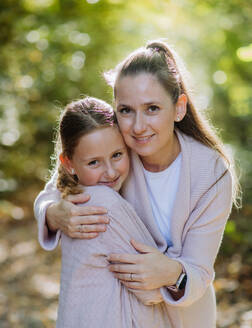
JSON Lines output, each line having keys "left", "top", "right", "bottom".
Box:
{"left": 78, "top": 224, "right": 84, "bottom": 232}
{"left": 130, "top": 273, "right": 133, "bottom": 281}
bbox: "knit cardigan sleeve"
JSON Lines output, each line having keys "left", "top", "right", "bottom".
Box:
{"left": 161, "top": 156, "right": 233, "bottom": 307}
{"left": 33, "top": 171, "right": 61, "bottom": 251}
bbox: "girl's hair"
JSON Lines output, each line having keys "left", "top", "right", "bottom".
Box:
{"left": 56, "top": 96, "right": 116, "bottom": 198}
{"left": 104, "top": 40, "right": 241, "bottom": 208}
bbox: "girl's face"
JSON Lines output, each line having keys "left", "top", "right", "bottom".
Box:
{"left": 115, "top": 73, "right": 186, "bottom": 166}
{"left": 65, "top": 126, "right": 129, "bottom": 191}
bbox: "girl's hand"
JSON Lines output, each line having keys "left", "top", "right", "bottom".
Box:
{"left": 108, "top": 239, "right": 182, "bottom": 290}
{"left": 46, "top": 193, "right": 109, "bottom": 239}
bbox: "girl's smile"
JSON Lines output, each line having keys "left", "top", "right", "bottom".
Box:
{"left": 64, "top": 126, "right": 130, "bottom": 191}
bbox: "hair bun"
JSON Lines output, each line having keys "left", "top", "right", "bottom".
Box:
{"left": 146, "top": 41, "right": 166, "bottom": 53}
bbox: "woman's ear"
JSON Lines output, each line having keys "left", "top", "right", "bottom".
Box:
{"left": 174, "top": 94, "right": 187, "bottom": 122}
{"left": 59, "top": 153, "right": 75, "bottom": 175}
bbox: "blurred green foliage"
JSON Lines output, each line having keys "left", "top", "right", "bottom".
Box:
{"left": 0, "top": 0, "right": 251, "bottom": 258}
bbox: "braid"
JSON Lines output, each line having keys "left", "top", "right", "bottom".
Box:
{"left": 57, "top": 164, "right": 83, "bottom": 199}
{"left": 55, "top": 96, "right": 116, "bottom": 198}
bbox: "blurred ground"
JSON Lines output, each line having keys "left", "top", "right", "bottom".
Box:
{"left": 0, "top": 207, "right": 251, "bottom": 328}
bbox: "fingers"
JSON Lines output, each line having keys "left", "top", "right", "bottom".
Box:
{"left": 113, "top": 272, "right": 142, "bottom": 282}
{"left": 63, "top": 214, "right": 110, "bottom": 239}
{"left": 75, "top": 224, "right": 107, "bottom": 233}
{"left": 70, "top": 206, "right": 108, "bottom": 217}
{"left": 72, "top": 215, "right": 110, "bottom": 225}
{"left": 108, "top": 253, "right": 139, "bottom": 264}
{"left": 121, "top": 281, "right": 143, "bottom": 290}
{"left": 65, "top": 193, "right": 90, "bottom": 204}
{"left": 108, "top": 264, "right": 137, "bottom": 274}
{"left": 66, "top": 222, "right": 107, "bottom": 235}
{"left": 67, "top": 231, "right": 99, "bottom": 239}
{"left": 130, "top": 239, "right": 156, "bottom": 253}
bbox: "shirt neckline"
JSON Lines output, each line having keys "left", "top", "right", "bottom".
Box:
{"left": 143, "top": 152, "right": 182, "bottom": 178}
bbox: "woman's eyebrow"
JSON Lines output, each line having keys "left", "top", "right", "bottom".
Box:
{"left": 117, "top": 101, "right": 161, "bottom": 107}
{"left": 117, "top": 103, "right": 132, "bottom": 108}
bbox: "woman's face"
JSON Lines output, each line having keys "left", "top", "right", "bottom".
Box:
{"left": 115, "top": 73, "right": 186, "bottom": 166}
{"left": 65, "top": 126, "right": 129, "bottom": 191}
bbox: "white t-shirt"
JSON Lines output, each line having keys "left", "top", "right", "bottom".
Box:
{"left": 143, "top": 153, "right": 182, "bottom": 246}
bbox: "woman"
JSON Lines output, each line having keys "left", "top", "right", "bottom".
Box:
{"left": 34, "top": 40, "right": 239, "bottom": 328}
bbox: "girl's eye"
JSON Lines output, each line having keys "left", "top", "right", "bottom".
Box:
{"left": 88, "top": 160, "right": 99, "bottom": 166}
{"left": 118, "top": 107, "right": 131, "bottom": 114}
{"left": 112, "top": 152, "right": 122, "bottom": 159}
{"left": 148, "top": 105, "right": 159, "bottom": 113}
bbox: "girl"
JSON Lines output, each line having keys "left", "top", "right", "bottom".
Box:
{"left": 54, "top": 96, "right": 171, "bottom": 327}
{"left": 34, "top": 40, "right": 239, "bottom": 328}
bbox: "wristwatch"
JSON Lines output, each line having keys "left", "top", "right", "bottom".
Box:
{"left": 167, "top": 268, "right": 187, "bottom": 292}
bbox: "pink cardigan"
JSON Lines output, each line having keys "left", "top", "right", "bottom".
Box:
{"left": 34, "top": 131, "right": 233, "bottom": 328}
{"left": 57, "top": 186, "right": 170, "bottom": 327}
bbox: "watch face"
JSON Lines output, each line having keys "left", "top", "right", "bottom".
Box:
{"left": 179, "top": 274, "right": 187, "bottom": 290}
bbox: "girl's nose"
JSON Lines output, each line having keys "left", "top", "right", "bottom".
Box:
{"left": 105, "top": 163, "right": 117, "bottom": 180}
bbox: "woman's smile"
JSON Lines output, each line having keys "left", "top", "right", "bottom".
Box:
{"left": 132, "top": 134, "right": 155, "bottom": 144}
{"left": 115, "top": 73, "right": 182, "bottom": 171}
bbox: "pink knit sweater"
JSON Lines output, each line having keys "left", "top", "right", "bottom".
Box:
{"left": 34, "top": 131, "right": 233, "bottom": 328}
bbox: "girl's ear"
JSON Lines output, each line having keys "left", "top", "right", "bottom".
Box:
{"left": 175, "top": 94, "right": 187, "bottom": 122}
{"left": 59, "top": 153, "right": 75, "bottom": 175}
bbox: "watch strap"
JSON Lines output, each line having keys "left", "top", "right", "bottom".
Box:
{"left": 167, "top": 268, "right": 187, "bottom": 292}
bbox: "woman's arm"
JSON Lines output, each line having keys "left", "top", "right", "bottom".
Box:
{"left": 34, "top": 172, "right": 109, "bottom": 250}
{"left": 161, "top": 163, "right": 233, "bottom": 307}
{"left": 108, "top": 158, "right": 233, "bottom": 306}
{"left": 34, "top": 172, "right": 62, "bottom": 250}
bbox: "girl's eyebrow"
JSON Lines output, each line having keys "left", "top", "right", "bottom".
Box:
{"left": 143, "top": 101, "right": 161, "bottom": 105}
{"left": 79, "top": 147, "right": 126, "bottom": 162}
{"left": 112, "top": 147, "right": 126, "bottom": 153}
{"left": 80, "top": 156, "right": 100, "bottom": 162}
{"left": 109, "top": 147, "right": 127, "bottom": 157}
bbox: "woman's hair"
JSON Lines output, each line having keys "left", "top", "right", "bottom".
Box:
{"left": 104, "top": 40, "right": 241, "bottom": 207}
{"left": 56, "top": 96, "right": 116, "bottom": 198}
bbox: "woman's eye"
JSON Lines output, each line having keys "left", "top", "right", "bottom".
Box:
{"left": 88, "top": 160, "right": 99, "bottom": 166}
{"left": 113, "top": 152, "right": 122, "bottom": 159}
{"left": 118, "top": 107, "right": 131, "bottom": 114}
{"left": 148, "top": 105, "right": 159, "bottom": 113}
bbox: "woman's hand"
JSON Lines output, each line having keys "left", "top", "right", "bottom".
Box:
{"left": 108, "top": 239, "right": 182, "bottom": 290}
{"left": 46, "top": 193, "right": 109, "bottom": 239}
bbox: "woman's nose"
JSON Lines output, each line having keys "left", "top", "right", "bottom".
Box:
{"left": 133, "top": 112, "right": 146, "bottom": 134}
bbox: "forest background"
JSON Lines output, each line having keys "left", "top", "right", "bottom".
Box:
{"left": 0, "top": 0, "right": 251, "bottom": 327}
